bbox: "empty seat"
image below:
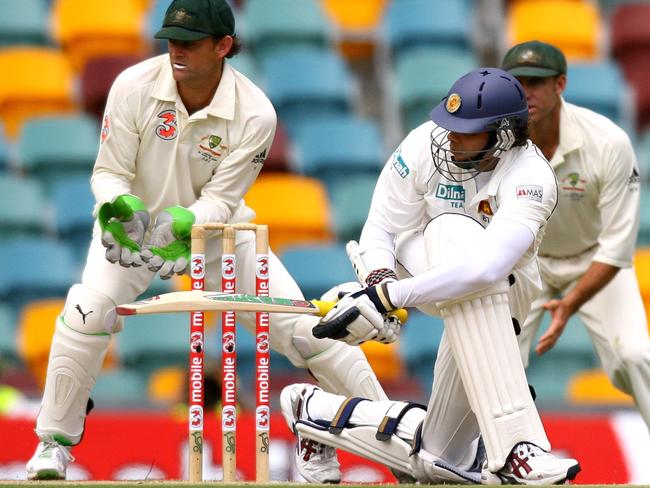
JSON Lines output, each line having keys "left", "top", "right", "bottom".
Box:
{"left": 0, "top": 237, "right": 78, "bottom": 309}
{"left": 383, "top": 0, "right": 473, "bottom": 60}
{"left": 610, "top": 4, "right": 650, "bottom": 131}
{"left": 17, "top": 114, "right": 100, "bottom": 187}
{"left": 117, "top": 312, "right": 188, "bottom": 376}
{"left": 280, "top": 243, "right": 357, "bottom": 299}
{"left": 567, "top": 368, "right": 635, "bottom": 407}
{"left": 51, "top": 176, "right": 96, "bottom": 259}
{"left": 52, "top": 0, "right": 150, "bottom": 72}
{"left": 0, "top": 173, "right": 48, "bottom": 238}
{"left": 397, "top": 310, "right": 444, "bottom": 392}
{"left": 0, "top": 47, "right": 75, "bottom": 139}
{"left": 394, "top": 46, "right": 477, "bottom": 132}
{"left": 0, "top": 123, "right": 10, "bottom": 170}
{"left": 329, "top": 174, "right": 378, "bottom": 242}
{"left": 0, "top": 0, "right": 50, "bottom": 47}
{"left": 260, "top": 120, "right": 290, "bottom": 174}
{"left": 243, "top": 0, "right": 331, "bottom": 59}
{"left": 261, "top": 48, "right": 354, "bottom": 133}
{"left": 634, "top": 247, "right": 650, "bottom": 306}
{"left": 92, "top": 367, "right": 150, "bottom": 409}
{"left": 638, "top": 189, "right": 650, "bottom": 246}
{"left": 321, "top": 0, "right": 388, "bottom": 59}
{"left": 244, "top": 174, "right": 334, "bottom": 252}
{"left": 80, "top": 55, "right": 145, "bottom": 120}
{"left": 507, "top": 0, "right": 601, "bottom": 61}
{"left": 563, "top": 62, "right": 634, "bottom": 130}
{"left": 290, "top": 114, "right": 384, "bottom": 188}
{"left": 227, "top": 52, "right": 261, "bottom": 85}
{"left": 0, "top": 303, "right": 18, "bottom": 364}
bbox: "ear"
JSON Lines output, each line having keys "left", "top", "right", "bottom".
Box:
{"left": 554, "top": 74, "right": 567, "bottom": 95}
{"left": 214, "top": 35, "right": 234, "bottom": 58}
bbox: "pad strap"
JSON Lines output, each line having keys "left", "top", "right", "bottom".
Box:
{"left": 329, "top": 397, "right": 369, "bottom": 434}
{"left": 376, "top": 402, "right": 427, "bottom": 441}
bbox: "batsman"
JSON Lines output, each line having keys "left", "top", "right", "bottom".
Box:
{"left": 25, "top": 0, "right": 392, "bottom": 481}
{"left": 282, "top": 68, "right": 581, "bottom": 484}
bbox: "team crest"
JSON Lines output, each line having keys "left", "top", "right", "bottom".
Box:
{"left": 446, "top": 93, "right": 462, "bottom": 113}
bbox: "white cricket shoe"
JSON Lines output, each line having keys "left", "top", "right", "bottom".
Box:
{"left": 26, "top": 438, "right": 74, "bottom": 480}
{"left": 281, "top": 384, "right": 342, "bottom": 484}
{"left": 482, "top": 442, "right": 580, "bottom": 485}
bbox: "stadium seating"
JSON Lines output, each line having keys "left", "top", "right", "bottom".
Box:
{"left": 638, "top": 190, "right": 650, "bottom": 246}
{"left": 243, "top": 0, "right": 332, "bottom": 60}
{"left": 50, "top": 176, "right": 96, "bottom": 260}
{"left": 280, "top": 242, "right": 357, "bottom": 299}
{"left": 0, "top": 303, "right": 18, "bottom": 365}
{"left": 0, "top": 47, "right": 75, "bottom": 139}
{"left": 321, "top": 0, "right": 387, "bottom": 59}
{"left": 567, "top": 368, "right": 635, "bottom": 407}
{"left": 382, "top": 0, "right": 473, "bottom": 60}
{"left": 0, "top": 124, "right": 10, "bottom": 170}
{"left": 506, "top": 0, "right": 601, "bottom": 61}
{"left": 92, "top": 368, "right": 150, "bottom": 408}
{"left": 289, "top": 114, "right": 384, "bottom": 189}
{"left": 260, "top": 47, "right": 355, "bottom": 134}
{"left": 243, "top": 174, "right": 334, "bottom": 252}
{"left": 635, "top": 247, "right": 650, "bottom": 308}
{"left": 329, "top": 173, "right": 378, "bottom": 242}
{"left": 610, "top": 3, "right": 650, "bottom": 131}
{"left": 394, "top": 46, "right": 477, "bottom": 132}
{"left": 0, "top": 0, "right": 49, "bottom": 47}
{"left": 80, "top": 54, "right": 145, "bottom": 120}
{"left": 226, "top": 51, "right": 260, "bottom": 84}
{"left": 525, "top": 315, "right": 599, "bottom": 406}
{"left": 17, "top": 114, "right": 100, "bottom": 188}
{"left": 0, "top": 174, "right": 48, "bottom": 239}
{"left": 563, "top": 61, "right": 634, "bottom": 131}
{"left": 0, "top": 237, "right": 78, "bottom": 309}
{"left": 52, "top": 0, "right": 150, "bottom": 72}
{"left": 117, "top": 312, "right": 188, "bottom": 376}
{"left": 260, "top": 121, "right": 290, "bottom": 174}
{"left": 397, "top": 310, "right": 444, "bottom": 393}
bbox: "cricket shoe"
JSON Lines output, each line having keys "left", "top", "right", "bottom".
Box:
{"left": 482, "top": 442, "right": 580, "bottom": 485}
{"left": 26, "top": 438, "right": 74, "bottom": 480}
{"left": 281, "top": 383, "right": 342, "bottom": 484}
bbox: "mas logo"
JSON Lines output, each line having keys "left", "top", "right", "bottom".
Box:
{"left": 155, "top": 110, "right": 177, "bottom": 140}
{"left": 516, "top": 185, "right": 543, "bottom": 202}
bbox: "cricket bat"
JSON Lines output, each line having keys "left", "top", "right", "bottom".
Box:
{"left": 116, "top": 291, "right": 408, "bottom": 322}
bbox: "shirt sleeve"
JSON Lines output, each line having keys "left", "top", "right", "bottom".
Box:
{"left": 91, "top": 73, "right": 141, "bottom": 208}
{"left": 189, "top": 107, "right": 276, "bottom": 224}
{"left": 387, "top": 218, "right": 534, "bottom": 308}
{"left": 593, "top": 131, "right": 640, "bottom": 268}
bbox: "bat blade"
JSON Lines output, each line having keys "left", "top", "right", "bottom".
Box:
{"left": 116, "top": 291, "right": 322, "bottom": 316}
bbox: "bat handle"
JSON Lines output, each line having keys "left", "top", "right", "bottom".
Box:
{"left": 311, "top": 300, "right": 408, "bottom": 324}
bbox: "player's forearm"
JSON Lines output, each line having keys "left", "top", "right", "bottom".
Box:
{"left": 561, "top": 261, "right": 620, "bottom": 314}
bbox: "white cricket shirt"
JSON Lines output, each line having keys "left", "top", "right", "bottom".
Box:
{"left": 91, "top": 54, "right": 276, "bottom": 225}
{"left": 538, "top": 100, "right": 641, "bottom": 268}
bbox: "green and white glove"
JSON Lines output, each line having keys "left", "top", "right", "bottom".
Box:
{"left": 98, "top": 194, "right": 150, "bottom": 267}
{"left": 140, "top": 206, "right": 195, "bottom": 280}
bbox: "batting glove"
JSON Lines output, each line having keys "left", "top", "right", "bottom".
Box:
{"left": 140, "top": 206, "right": 195, "bottom": 280}
{"left": 98, "top": 194, "right": 150, "bottom": 267}
{"left": 313, "top": 283, "right": 402, "bottom": 345}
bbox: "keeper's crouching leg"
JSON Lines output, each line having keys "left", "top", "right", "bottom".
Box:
{"left": 35, "top": 284, "right": 119, "bottom": 445}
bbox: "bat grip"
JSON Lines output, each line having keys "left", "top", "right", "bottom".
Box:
{"left": 311, "top": 300, "right": 408, "bottom": 323}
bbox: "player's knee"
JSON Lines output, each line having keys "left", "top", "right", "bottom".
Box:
{"left": 61, "top": 284, "right": 119, "bottom": 335}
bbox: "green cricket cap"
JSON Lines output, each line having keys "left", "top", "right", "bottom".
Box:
{"left": 155, "top": 0, "right": 235, "bottom": 41}
{"left": 502, "top": 40, "right": 567, "bottom": 78}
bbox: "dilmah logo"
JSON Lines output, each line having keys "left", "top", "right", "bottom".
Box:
{"left": 75, "top": 304, "right": 94, "bottom": 324}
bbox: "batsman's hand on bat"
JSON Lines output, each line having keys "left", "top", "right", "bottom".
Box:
{"left": 140, "top": 206, "right": 195, "bottom": 280}
{"left": 313, "top": 282, "right": 403, "bottom": 345}
{"left": 98, "top": 194, "right": 150, "bottom": 267}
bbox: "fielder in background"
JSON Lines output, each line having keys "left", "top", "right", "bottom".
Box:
{"left": 281, "top": 67, "right": 581, "bottom": 484}
{"left": 502, "top": 41, "right": 650, "bottom": 431}
{"left": 26, "top": 0, "right": 391, "bottom": 481}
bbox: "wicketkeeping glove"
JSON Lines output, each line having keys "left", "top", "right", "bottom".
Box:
{"left": 140, "top": 206, "right": 195, "bottom": 280}
{"left": 313, "top": 283, "right": 402, "bottom": 345}
{"left": 98, "top": 194, "right": 150, "bottom": 267}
